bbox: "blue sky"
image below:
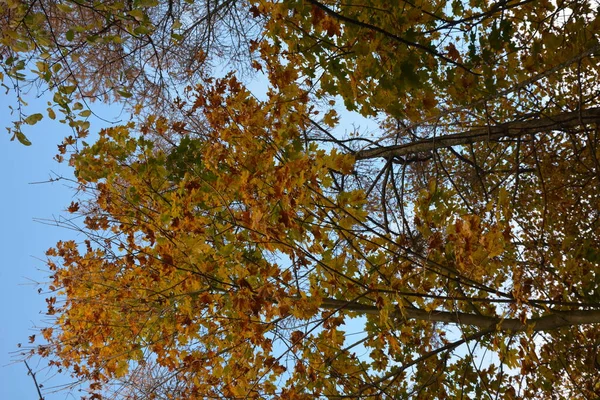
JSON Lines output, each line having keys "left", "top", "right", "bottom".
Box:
{"left": 0, "top": 92, "right": 113, "bottom": 399}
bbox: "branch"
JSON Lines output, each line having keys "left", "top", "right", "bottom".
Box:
{"left": 320, "top": 298, "right": 600, "bottom": 332}
{"left": 24, "top": 361, "right": 44, "bottom": 400}
{"left": 305, "top": 0, "right": 478, "bottom": 75}
{"left": 354, "top": 328, "right": 493, "bottom": 397}
{"left": 355, "top": 107, "right": 600, "bottom": 160}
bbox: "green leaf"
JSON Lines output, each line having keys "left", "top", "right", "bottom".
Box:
{"left": 56, "top": 4, "right": 73, "bottom": 12}
{"left": 47, "top": 108, "right": 56, "bottom": 120}
{"left": 128, "top": 9, "right": 146, "bottom": 21}
{"left": 110, "top": 35, "right": 123, "bottom": 44}
{"left": 66, "top": 30, "right": 75, "bottom": 41}
{"left": 35, "top": 61, "right": 49, "bottom": 73}
{"left": 12, "top": 41, "right": 32, "bottom": 52}
{"left": 400, "top": 60, "right": 420, "bottom": 88}
{"left": 583, "top": 247, "right": 600, "bottom": 263}
{"left": 117, "top": 89, "right": 133, "bottom": 98}
{"left": 134, "top": 0, "right": 159, "bottom": 7}
{"left": 133, "top": 25, "right": 152, "bottom": 35}
{"left": 171, "top": 32, "right": 184, "bottom": 42}
{"left": 79, "top": 109, "right": 92, "bottom": 117}
{"left": 24, "top": 113, "right": 44, "bottom": 125}
{"left": 16, "top": 131, "right": 32, "bottom": 146}
{"left": 61, "top": 85, "right": 77, "bottom": 95}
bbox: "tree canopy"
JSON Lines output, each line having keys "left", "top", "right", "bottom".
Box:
{"left": 6, "top": 0, "right": 600, "bottom": 398}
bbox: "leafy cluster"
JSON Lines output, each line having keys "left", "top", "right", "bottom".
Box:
{"left": 5, "top": 0, "right": 600, "bottom": 399}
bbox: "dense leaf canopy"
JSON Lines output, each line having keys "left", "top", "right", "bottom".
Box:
{"left": 5, "top": 0, "right": 600, "bottom": 399}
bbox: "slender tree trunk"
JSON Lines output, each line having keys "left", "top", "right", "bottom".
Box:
{"left": 355, "top": 107, "right": 600, "bottom": 160}
{"left": 320, "top": 298, "right": 600, "bottom": 332}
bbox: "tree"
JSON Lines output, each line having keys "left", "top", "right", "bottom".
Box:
{"left": 1, "top": 0, "right": 257, "bottom": 145}
{"left": 21, "top": 0, "right": 600, "bottom": 398}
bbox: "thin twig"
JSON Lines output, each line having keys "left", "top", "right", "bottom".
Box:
{"left": 24, "top": 360, "right": 45, "bottom": 400}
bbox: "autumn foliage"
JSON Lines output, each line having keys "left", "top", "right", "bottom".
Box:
{"left": 5, "top": 0, "right": 600, "bottom": 398}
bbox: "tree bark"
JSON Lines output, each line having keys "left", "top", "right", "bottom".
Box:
{"left": 355, "top": 107, "right": 600, "bottom": 160}
{"left": 320, "top": 298, "right": 600, "bottom": 332}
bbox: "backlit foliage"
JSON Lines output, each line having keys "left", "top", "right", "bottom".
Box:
{"left": 7, "top": 0, "right": 600, "bottom": 398}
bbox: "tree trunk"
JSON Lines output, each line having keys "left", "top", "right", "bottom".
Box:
{"left": 355, "top": 108, "right": 600, "bottom": 160}
{"left": 320, "top": 298, "right": 600, "bottom": 332}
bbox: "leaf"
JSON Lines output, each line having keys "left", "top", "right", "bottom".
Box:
{"left": 15, "top": 131, "right": 32, "bottom": 146}
{"left": 133, "top": 25, "right": 153, "bottom": 35}
{"left": 322, "top": 109, "right": 338, "bottom": 127}
{"left": 35, "top": 61, "right": 49, "bottom": 73}
{"left": 61, "top": 85, "right": 77, "bottom": 95}
{"left": 24, "top": 113, "right": 43, "bottom": 125}
{"left": 67, "top": 202, "right": 80, "bottom": 213}
{"left": 56, "top": 4, "right": 73, "bottom": 13}
{"left": 117, "top": 89, "right": 133, "bottom": 98}
{"left": 128, "top": 9, "right": 146, "bottom": 21}
{"left": 134, "top": 0, "right": 159, "bottom": 7}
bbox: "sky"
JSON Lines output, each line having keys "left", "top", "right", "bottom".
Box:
{"left": 0, "top": 91, "right": 114, "bottom": 399}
